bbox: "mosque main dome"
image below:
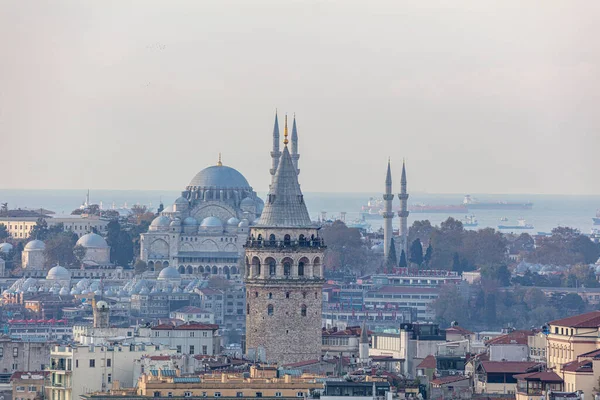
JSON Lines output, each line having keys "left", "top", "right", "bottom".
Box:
{"left": 187, "top": 165, "right": 250, "bottom": 189}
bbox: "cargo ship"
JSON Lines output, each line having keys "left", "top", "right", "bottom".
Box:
{"left": 360, "top": 198, "right": 383, "bottom": 219}
{"left": 462, "top": 215, "right": 478, "bottom": 227}
{"left": 464, "top": 195, "right": 533, "bottom": 210}
{"left": 409, "top": 203, "right": 468, "bottom": 213}
{"left": 498, "top": 218, "right": 534, "bottom": 230}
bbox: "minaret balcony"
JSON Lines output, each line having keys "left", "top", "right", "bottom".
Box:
{"left": 381, "top": 212, "right": 395, "bottom": 218}
{"left": 383, "top": 194, "right": 394, "bottom": 201}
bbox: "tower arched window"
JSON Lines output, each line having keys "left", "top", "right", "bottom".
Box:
{"left": 269, "top": 234, "right": 276, "bottom": 246}
{"left": 247, "top": 304, "right": 250, "bottom": 315}
{"left": 299, "top": 234, "right": 306, "bottom": 246}
{"left": 267, "top": 258, "right": 276, "bottom": 276}
{"left": 284, "top": 234, "right": 291, "bottom": 246}
{"left": 268, "top": 292, "right": 273, "bottom": 299}
{"left": 301, "top": 305, "right": 307, "bottom": 317}
{"left": 302, "top": 292, "right": 307, "bottom": 299}
{"left": 285, "top": 292, "right": 290, "bottom": 299}
{"left": 298, "top": 262, "right": 305, "bottom": 276}
{"left": 284, "top": 262, "right": 291, "bottom": 276}
{"left": 267, "top": 304, "right": 274, "bottom": 316}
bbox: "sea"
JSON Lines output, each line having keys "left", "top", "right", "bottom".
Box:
{"left": 0, "top": 189, "right": 598, "bottom": 236}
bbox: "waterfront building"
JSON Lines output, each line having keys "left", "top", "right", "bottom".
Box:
{"left": 245, "top": 114, "right": 325, "bottom": 365}
{"left": 140, "top": 155, "right": 263, "bottom": 276}
{"left": 0, "top": 212, "right": 110, "bottom": 239}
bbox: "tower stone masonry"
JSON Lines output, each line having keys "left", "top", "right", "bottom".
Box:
{"left": 245, "top": 114, "right": 325, "bottom": 365}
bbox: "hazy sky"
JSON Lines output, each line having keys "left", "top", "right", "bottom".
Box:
{"left": 1, "top": 1, "right": 599, "bottom": 195}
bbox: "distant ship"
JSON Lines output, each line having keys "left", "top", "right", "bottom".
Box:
{"left": 593, "top": 210, "right": 600, "bottom": 225}
{"left": 500, "top": 217, "right": 508, "bottom": 222}
{"left": 409, "top": 204, "right": 468, "bottom": 213}
{"left": 498, "top": 218, "right": 534, "bottom": 230}
{"left": 462, "top": 215, "right": 478, "bottom": 227}
{"left": 360, "top": 198, "right": 384, "bottom": 219}
{"left": 346, "top": 218, "right": 371, "bottom": 231}
{"left": 463, "top": 195, "right": 533, "bottom": 210}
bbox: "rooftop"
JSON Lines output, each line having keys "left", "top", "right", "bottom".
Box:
{"left": 430, "top": 375, "right": 469, "bottom": 385}
{"left": 417, "top": 355, "right": 436, "bottom": 369}
{"left": 549, "top": 311, "right": 600, "bottom": 328}
{"left": 513, "top": 371, "right": 563, "bottom": 383}
{"left": 480, "top": 361, "right": 541, "bottom": 374}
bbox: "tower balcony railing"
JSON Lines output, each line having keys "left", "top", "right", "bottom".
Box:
{"left": 244, "top": 239, "right": 326, "bottom": 249}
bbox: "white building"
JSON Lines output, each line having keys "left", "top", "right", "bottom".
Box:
{"left": 48, "top": 342, "right": 175, "bottom": 400}
{"left": 169, "top": 306, "right": 215, "bottom": 324}
{"left": 22, "top": 239, "right": 46, "bottom": 270}
{"left": 150, "top": 322, "right": 221, "bottom": 356}
{"left": 0, "top": 214, "right": 110, "bottom": 239}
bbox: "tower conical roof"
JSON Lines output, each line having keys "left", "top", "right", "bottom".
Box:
{"left": 386, "top": 160, "right": 392, "bottom": 186}
{"left": 401, "top": 160, "right": 407, "bottom": 185}
{"left": 258, "top": 146, "right": 312, "bottom": 227}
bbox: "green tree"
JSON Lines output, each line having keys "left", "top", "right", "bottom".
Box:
{"left": 44, "top": 232, "right": 78, "bottom": 265}
{"left": 0, "top": 224, "right": 8, "bottom": 240}
{"left": 423, "top": 244, "right": 433, "bottom": 266}
{"left": 321, "top": 220, "right": 374, "bottom": 274}
{"left": 134, "top": 260, "right": 148, "bottom": 274}
{"left": 399, "top": 250, "right": 407, "bottom": 268}
{"left": 73, "top": 244, "right": 87, "bottom": 264}
{"left": 386, "top": 237, "right": 398, "bottom": 270}
{"left": 106, "top": 220, "right": 134, "bottom": 267}
{"left": 562, "top": 293, "right": 585, "bottom": 312}
{"left": 29, "top": 217, "right": 49, "bottom": 240}
{"left": 409, "top": 238, "right": 423, "bottom": 266}
{"left": 408, "top": 220, "right": 435, "bottom": 247}
{"left": 452, "top": 252, "right": 461, "bottom": 272}
{"left": 485, "top": 292, "right": 497, "bottom": 325}
{"left": 431, "top": 284, "right": 469, "bottom": 327}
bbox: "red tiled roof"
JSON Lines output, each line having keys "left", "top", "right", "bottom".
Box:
{"left": 283, "top": 359, "right": 321, "bottom": 368}
{"left": 431, "top": 375, "right": 469, "bottom": 385}
{"left": 446, "top": 326, "right": 474, "bottom": 335}
{"left": 513, "top": 371, "right": 563, "bottom": 382}
{"left": 577, "top": 348, "right": 600, "bottom": 359}
{"left": 549, "top": 311, "right": 600, "bottom": 328}
{"left": 417, "top": 355, "right": 437, "bottom": 369}
{"left": 480, "top": 361, "right": 541, "bottom": 374}
{"left": 485, "top": 330, "right": 533, "bottom": 346}
{"left": 562, "top": 360, "right": 594, "bottom": 373}
{"left": 152, "top": 322, "right": 219, "bottom": 330}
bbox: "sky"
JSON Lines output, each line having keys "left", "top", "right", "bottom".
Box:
{"left": 1, "top": 1, "right": 599, "bottom": 195}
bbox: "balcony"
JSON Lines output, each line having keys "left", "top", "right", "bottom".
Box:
{"left": 245, "top": 239, "right": 326, "bottom": 250}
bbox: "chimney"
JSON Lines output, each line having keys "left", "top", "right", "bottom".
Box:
{"left": 284, "top": 374, "right": 292, "bottom": 383}
{"left": 221, "top": 374, "right": 228, "bottom": 383}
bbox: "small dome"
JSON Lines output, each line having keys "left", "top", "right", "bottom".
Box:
{"left": 170, "top": 218, "right": 182, "bottom": 227}
{"left": 241, "top": 197, "right": 255, "bottom": 207}
{"left": 96, "top": 300, "right": 109, "bottom": 309}
{"left": 76, "top": 233, "right": 108, "bottom": 248}
{"left": 183, "top": 216, "right": 199, "bottom": 226}
{"left": 238, "top": 219, "right": 249, "bottom": 228}
{"left": 158, "top": 266, "right": 181, "bottom": 280}
{"left": 0, "top": 243, "right": 13, "bottom": 253}
{"left": 175, "top": 196, "right": 188, "bottom": 205}
{"left": 59, "top": 287, "right": 70, "bottom": 296}
{"left": 201, "top": 217, "right": 223, "bottom": 228}
{"left": 227, "top": 217, "right": 240, "bottom": 226}
{"left": 151, "top": 216, "right": 171, "bottom": 227}
{"left": 371, "top": 243, "right": 384, "bottom": 254}
{"left": 47, "top": 265, "right": 71, "bottom": 281}
{"left": 25, "top": 239, "right": 45, "bottom": 251}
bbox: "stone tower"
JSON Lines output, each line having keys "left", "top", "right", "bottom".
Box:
{"left": 382, "top": 160, "right": 395, "bottom": 259}
{"left": 93, "top": 299, "right": 110, "bottom": 329}
{"left": 398, "top": 161, "right": 409, "bottom": 257}
{"left": 245, "top": 115, "right": 325, "bottom": 365}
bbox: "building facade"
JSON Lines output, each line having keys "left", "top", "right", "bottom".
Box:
{"left": 245, "top": 114, "right": 325, "bottom": 365}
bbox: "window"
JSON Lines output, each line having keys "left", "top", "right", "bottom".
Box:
{"left": 214, "top": 393, "right": 221, "bottom": 397}
{"left": 202, "top": 393, "right": 207, "bottom": 397}
{"left": 256, "top": 393, "right": 263, "bottom": 398}
{"left": 301, "top": 305, "right": 307, "bottom": 317}
{"left": 267, "top": 304, "right": 274, "bottom": 316}
{"left": 284, "top": 263, "right": 291, "bottom": 276}
{"left": 16, "top": 386, "right": 25, "bottom": 392}
{"left": 89, "top": 359, "right": 95, "bottom": 368}
{"left": 268, "top": 293, "right": 273, "bottom": 299}
{"left": 190, "top": 346, "right": 195, "bottom": 355}
{"left": 275, "top": 393, "right": 282, "bottom": 398}
{"left": 203, "top": 332, "right": 208, "bottom": 337}
{"left": 76, "top": 360, "right": 79, "bottom": 368}
{"left": 177, "top": 346, "right": 182, "bottom": 354}
{"left": 190, "top": 332, "right": 195, "bottom": 337}
{"left": 13, "top": 347, "right": 18, "bottom": 357}
{"left": 298, "top": 262, "right": 304, "bottom": 276}
{"left": 202, "top": 345, "right": 208, "bottom": 355}
{"left": 28, "top": 386, "right": 36, "bottom": 392}
{"left": 154, "top": 392, "right": 161, "bottom": 398}
{"left": 297, "top": 392, "right": 304, "bottom": 397}
{"left": 107, "top": 359, "right": 111, "bottom": 367}
{"left": 236, "top": 393, "right": 244, "bottom": 397}
{"left": 286, "top": 292, "right": 290, "bottom": 299}
{"left": 168, "top": 393, "right": 173, "bottom": 398}
{"left": 107, "top": 374, "right": 112, "bottom": 383}
{"left": 184, "top": 392, "right": 192, "bottom": 397}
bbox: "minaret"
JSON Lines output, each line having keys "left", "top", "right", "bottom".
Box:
{"left": 291, "top": 114, "right": 300, "bottom": 174}
{"left": 270, "top": 111, "right": 281, "bottom": 181}
{"left": 383, "top": 160, "right": 395, "bottom": 259}
{"left": 398, "top": 160, "right": 410, "bottom": 257}
{"left": 359, "top": 321, "right": 370, "bottom": 364}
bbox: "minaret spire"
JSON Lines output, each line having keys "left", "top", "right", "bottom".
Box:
{"left": 270, "top": 110, "right": 281, "bottom": 180}
{"left": 398, "top": 159, "right": 410, "bottom": 257}
{"left": 383, "top": 159, "right": 395, "bottom": 260}
{"left": 217, "top": 153, "right": 222, "bottom": 166}
{"left": 291, "top": 113, "right": 300, "bottom": 175}
{"left": 283, "top": 114, "right": 289, "bottom": 146}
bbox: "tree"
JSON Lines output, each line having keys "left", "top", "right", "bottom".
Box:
{"left": 386, "top": 237, "right": 398, "bottom": 269}
{"left": 431, "top": 284, "right": 469, "bottom": 327}
{"left": 528, "top": 226, "right": 599, "bottom": 266}
{"left": 424, "top": 244, "right": 433, "bottom": 266}
{"left": 409, "top": 238, "right": 423, "bottom": 266}
{"left": 408, "top": 220, "right": 435, "bottom": 247}
{"left": 44, "top": 232, "right": 78, "bottom": 265}
{"left": 73, "top": 245, "right": 87, "bottom": 264}
{"left": 562, "top": 293, "right": 585, "bottom": 312}
{"left": 399, "top": 250, "right": 407, "bottom": 268}
{"left": 134, "top": 260, "right": 148, "bottom": 274}
{"left": 106, "top": 220, "right": 134, "bottom": 267}
{"left": 29, "top": 217, "right": 49, "bottom": 240}
{"left": 452, "top": 252, "right": 461, "bottom": 272}
{"left": 321, "top": 220, "right": 374, "bottom": 274}
{"left": 0, "top": 224, "right": 8, "bottom": 240}
{"left": 129, "top": 205, "right": 155, "bottom": 225}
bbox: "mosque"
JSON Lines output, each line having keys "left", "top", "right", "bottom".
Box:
{"left": 139, "top": 114, "right": 301, "bottom": 279}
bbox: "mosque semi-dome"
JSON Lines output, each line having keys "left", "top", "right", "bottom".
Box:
{"left": 151, "top": 216, "right": 171, "bottom": 227}
{"left": 200, "top": 216, "right": 223, "bottom": 228}
{"left": 183, "top": 216, "right": 198, "bottom": 226}
{"left": 25, "top": 239, "right": 45, "bottom": 251}
{"left": 240, "top": 197, "right": 255, "bottom": 207}
{"left": 47, "top": 265, "right": 71, "bottom": 281}
{"left": 0, "top": 243, "right": 13, "bottom": 253}
{"left": 77, "top": 233, "right": 108, "bottom": 248}
{"left": 158, "top": 266, "right": 181, "bottom": 280}
{"left": 227, "top": 217, "right": 240, "bottom": 226}
{"left": 174, "top": 196, "right": 188, "bottom": 205}
{"left": 188, "top": 165, "right": 250, "bottom": 189}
